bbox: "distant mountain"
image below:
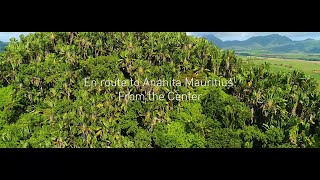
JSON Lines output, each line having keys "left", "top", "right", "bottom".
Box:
{"left": 197, "top": 34, "right": 320, "bottom": 54}
{"left": 304, "top": 38, "right": 315, "bottom": 41}
{"left": 222, "top": 34, "right": 293, "bottom": 49}
{"left": 245, "top": 34, "right": 292, "bottom": 46}
{"left": 269, "top": 39, "right": 320, "bottom": 53}
{"left": 0, "top": 41, "right": 8, "bottom": 51}
{"left": 201, "top": 34, "right": 224, "bottom": 47}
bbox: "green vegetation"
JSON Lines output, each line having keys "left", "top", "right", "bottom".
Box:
{"left": 239, "top": 52, "right": 320, "bottom": 61}
{"left": 1, "top": 32, "right": 320, "bottom": 148}
{"left": 250, "top": 57, "right": 320, "bottom": 86}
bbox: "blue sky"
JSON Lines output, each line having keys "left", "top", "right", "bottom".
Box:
{"left": 0, "top": 32, "right": 31, "bottom": 42}
{"left": 187, "top": 32, "right": 320, "bottom": 41}
{"left": 1, "top": 32, "right": 320, "bottom": 42}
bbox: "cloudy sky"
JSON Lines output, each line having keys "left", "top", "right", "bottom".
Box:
{"left": 187, "top": 32, "right": 320, "bottom": 41}
{"left": 1, "top": 32, "right": 320, "bottom": 42}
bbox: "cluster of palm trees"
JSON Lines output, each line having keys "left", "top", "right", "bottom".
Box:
{"left": 0, "top": 32, "right": 320, "bottom": 148}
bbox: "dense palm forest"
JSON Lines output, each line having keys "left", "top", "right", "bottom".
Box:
{"left": 0, "top": 32, "right": 320, "bottom": 148}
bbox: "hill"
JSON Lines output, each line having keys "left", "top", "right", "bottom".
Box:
{"left": 201, "top": 34, "right": 224, "bottom": 47}
{"left": 198, "top": 33, "right": 320, "bottom": 56}
{"left": 1, "top": 32, "right": 320, "bottom": 148}
{"left": 223, "top": 34, "right": 293, "bottom": 48}
{"left": 269, "top": 39, "right": 320, "bottom": 53}
{"left": 0, "top": 41, "right": 8, "bottom": 51}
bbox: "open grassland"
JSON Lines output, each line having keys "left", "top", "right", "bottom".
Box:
{"left": 251, "top": 57, "right": 320, "bottom": 85}
{"left": 236, "top": 51, "right": 320, "bottom": 61}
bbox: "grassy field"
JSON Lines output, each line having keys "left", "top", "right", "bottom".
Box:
{"left": 249, "top": 57, "right": 320, "bottom": 86}
{"left": 236, "top": 51, "right": 320, "bottom": 61}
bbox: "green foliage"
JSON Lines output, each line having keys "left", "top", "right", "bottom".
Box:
{"left": 134, "top": 129, "right": 152, "bottom": 148}
{"left": 240, "top": 126, "right": 265, "bottom": 148}
{"left": 171, "top": 102, "right": 209, "bottom": 135}
{"left": 0, "top": 85, "right": 27, "bottom": 124}
{"left": 1, "top": 32, "right": 320, "bottom": 148}
{"left": 154, "top": 121, "right": 205, "bottom": 148}
{"left": 201, "top": 88, "right": 252, "bottom": 128}
{"left": 264, "top": 126, "right": 285, "bottom": 147}
{"left": 205, "top": 128, "right": 242, "bottom": 148}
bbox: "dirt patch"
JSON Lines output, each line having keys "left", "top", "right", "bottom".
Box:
{"left": 312, "top": 70, "right": 320, "bottom": 74}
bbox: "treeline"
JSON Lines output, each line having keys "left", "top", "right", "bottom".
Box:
{"left": 0, "top": 32, "right": 320, "bottom": 148}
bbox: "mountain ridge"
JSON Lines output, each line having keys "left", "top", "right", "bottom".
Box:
{"left": 223, "top": 34, "right": 293, "bottom": 47}
{"left": 199, "top": 34, "right": 320, "bottom": 54}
